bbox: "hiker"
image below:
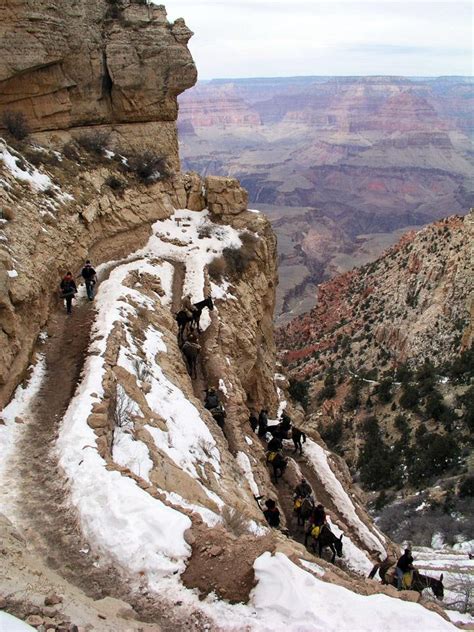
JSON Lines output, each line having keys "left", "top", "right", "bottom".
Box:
{"left": 59, "top": 271, "right": 77, "bottom": 315}
{"left": 249, "top": 412, "right": 259, "bottom": 433}
{"left": 396, "top": 548, "right": 414, "bottom": 590}
{"left": 257, "top": 408, "right": 268, "bottom": 437}
{"left": 204, "top": 387, "right": 220, "bottom": 411}
{"left": 294, "top": 478, "right": 312, "bottom": 500}
{"left": 263, "top": 499, "right": 281, "bottom": 528}
{"left": 80, "top": 260, "right": 97, "bottom": 301}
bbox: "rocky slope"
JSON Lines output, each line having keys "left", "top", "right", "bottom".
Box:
{"left": 277, "top": 212, "right": 473, "bottom": 546}
{"left": 278, "top": 212, "right": 473, "bottom": 372}
{"left": 178, "top": 76, "right": 474, "bottom": 321}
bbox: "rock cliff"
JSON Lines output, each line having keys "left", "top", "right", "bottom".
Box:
{"left": 0, "top": 0, "right": 197, "bottom": 167}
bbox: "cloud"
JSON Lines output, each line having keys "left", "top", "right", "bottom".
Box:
{"left": 162, "top": 1, "right": 473, "bottom": 78}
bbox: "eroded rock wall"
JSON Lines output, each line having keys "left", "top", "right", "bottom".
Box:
{"left": 0, "top": 0, "right": 197, "bottom": 167}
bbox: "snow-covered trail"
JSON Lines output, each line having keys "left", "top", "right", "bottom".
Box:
{"left": 2, "top": 264, "right": 200, "bottom": 629}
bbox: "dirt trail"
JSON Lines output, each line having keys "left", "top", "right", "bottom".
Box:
{"left": 8, "top": 268, "right": 214, "bottom": 631}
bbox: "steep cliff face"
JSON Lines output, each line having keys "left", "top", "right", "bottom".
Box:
{"left": 0, "top": 0, "right": 197, "bottom": 166}
{"left": 277, "top": 213, "right": 473, "bottom": 519}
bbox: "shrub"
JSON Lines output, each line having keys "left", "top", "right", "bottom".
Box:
{"left": 459, "top": 385, "right": 474, "bottom": 433}
{"left": 416, "top": 359, "right": 436, "bottom": 395}
{"left": 126, "top": 151, "right": 169, "bottom": 183}
{"left": 400, "top": 383, "right": 419, "bottom": 410}
{"left": 208, "top": 256, "right": 226, "bottom": 282}
{"left": 320, "top": 420, "right": 343, "bottom": 450}
{"left": 76, "top": 131, "right": 110, "bottom": 156}
{"left": 2, "top": 110, "right": 29, "bottom": 140}
{"left": 376, "top": 378, "right": 393, "bottom": 403}
{"left": 408, "top": 433, "right": 461, "bottom": 486}
{"left": 105, "top": 174, "right": 126, "bottom": 193}
{"left": 344, "top": 378, "right": 361, "bottom": 410}
{"left": 288, "top": 378, "right": 309, "bottom": 410}
{"left": 63, "top": 141, "right": 80, "bottom": 161}
{"left": 459, "top": 475, "right": 474, "bottom": 498}
{"left": 395, "top": 363, "right": 413, "bottom": 384}
{"left": 112, "top": 384, "right": 133, "bottom": 429}
{"left": 318, "top": 369, "right": 336, "bottom": 402}
{"left": 425, "top": 388, "right": 446, "bottom": 421}
{"left": 358, "top": 417, "right": 401, "bottom": 490}
{"left": 0, "top": 207, "right": 15, "bottom": 221}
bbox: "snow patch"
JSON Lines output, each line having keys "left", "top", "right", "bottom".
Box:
{"left": 251, "top": 552, "right": 456, "bottom": 631}
{"left": 304, "top": 439, "right": 386, "bottom": 557}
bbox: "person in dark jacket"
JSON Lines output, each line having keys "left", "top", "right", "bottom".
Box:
{"left": 60, "top": 272, "right": 77, "bottom": 315}
{"left": 204, "top": 387, "right": 220, "bottom": 410}
{"left": 396, "top": 548, "right": 414, "bottom": 590}
{"left": 249, "top": 412, "right": 259, "bottom": 433}
{"left": 257, "top": 409, "right": 268, "bottom": 437}
{"left": 280, "top": 411, "right": 292, "bottom": 432}
{"left": 267, "top": 436, "right": 283, "bottom": 452}
{"left": 81, "top": 260, "right": 97, "bottom": 301}
{"left": 294, "top": 478, "right": 312, "bottom": 499}
{"left": 263, "top": 499, "right": 280, "bottom": 528}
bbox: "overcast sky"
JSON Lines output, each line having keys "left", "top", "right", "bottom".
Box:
{"left": 161, "top": 1, "right": 473, "bottom": 79}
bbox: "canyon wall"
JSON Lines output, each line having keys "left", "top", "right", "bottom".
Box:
{"left": 178, "top": 76, "right": 474, "bottom": 321}
{"left": 0, "top": 0, "right": 197, "bottom": 168}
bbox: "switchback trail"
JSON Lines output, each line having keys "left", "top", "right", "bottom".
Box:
{"left": 7, "top": 266, "right": 214, "bottom": 631}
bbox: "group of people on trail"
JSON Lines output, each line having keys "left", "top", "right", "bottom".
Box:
{"left": 293, "top": 477, "right": 327, "bottom": 540}
{"left": 178, "top": 294, "right": 203, "bottom": 380}
{"left": 59, "top": 260, "right": 97, "bottom": 314}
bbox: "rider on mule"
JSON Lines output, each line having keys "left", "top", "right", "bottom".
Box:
{"left": 294, "top": 478, "right": 312, "bottom": 500}
{"left": 181, "top": 293, "right": 197, "bottom": 319}
{"left": 396, "top": 548, "right": 414, "bottom": 590}
{"left": 306, "top": 503, "right": 327, "bottom": 542}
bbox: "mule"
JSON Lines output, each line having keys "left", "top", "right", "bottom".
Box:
{"left": 305, "top": 524, "right": 343, "bottom": 564}
{"left": 292, "top": 427, "right": 306, "bottom": 454}
{"left": 209, "top": 404, "right": 226, "bottom": 428}
{"left": 175, "top": 297, "right": 214, "bottom": 341}
{"left": 369, "top": 562, "right": 444, "bottom": 600}
{"left": 267, "top": 423, "right": 290, "bottom": 441}
{"left": 266, "top": 452, "right": 288, "bottom": 483}
{"left": 181, "top": 340, "right": 200, "bottom": 379}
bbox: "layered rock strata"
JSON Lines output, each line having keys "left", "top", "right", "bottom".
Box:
{"left": 0, "top": 0, "right": 197, "bottom": 167}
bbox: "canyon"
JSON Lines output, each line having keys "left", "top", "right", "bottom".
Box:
{"left": 0, "top": 2, "right": 469, "bottom": 630}
{"left": 178, "top": 76, "right": 474, "bottom": 322}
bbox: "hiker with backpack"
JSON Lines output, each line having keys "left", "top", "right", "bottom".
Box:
{"left": 59, "top": 272, "right": 77, "bottom": 315}
{"left": 80, "top": 260, "right": 97, "bottom": 301}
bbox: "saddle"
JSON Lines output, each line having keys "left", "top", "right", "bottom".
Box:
{"left": 402, "top": 571, "right": 413, "bottom": 589}
{"left": 310, "top": 525, "right": 321, "bottom": 539}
